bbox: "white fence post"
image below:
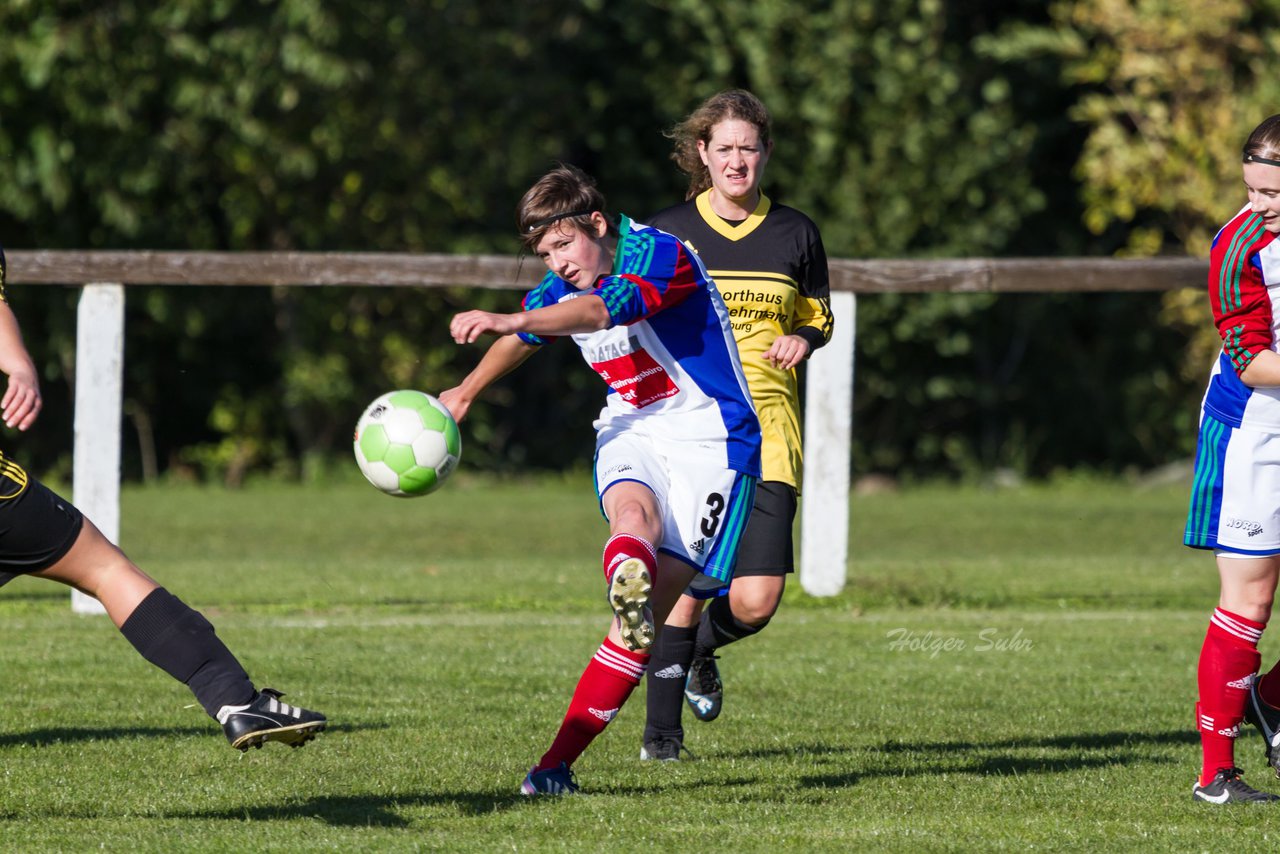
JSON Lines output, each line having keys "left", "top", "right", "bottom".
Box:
{"left": 800, "top": 292, "right": 856, "bottom": 596}
{"left": 71, "top": 283, "right": 124, "bottom": 615}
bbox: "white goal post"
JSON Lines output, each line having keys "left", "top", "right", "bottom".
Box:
{"left": 800, "top": 291, "right": 855, "bottom": 596}
{"left": 70, "top": 284, "right": 124, "bottom": 615}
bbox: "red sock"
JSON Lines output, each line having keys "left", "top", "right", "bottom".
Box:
{"left": 536, "top": 638, "right": 649, "bottom": 771}
{"left": 601, "top": 533, "right": 657, "bottom": 584}
{"left": 1197, "top": 608, "right": 1264, "bottom": 785}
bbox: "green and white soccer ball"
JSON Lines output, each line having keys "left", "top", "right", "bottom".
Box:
{"left": 353, "top": 390, "right": 461, "bottom": 497}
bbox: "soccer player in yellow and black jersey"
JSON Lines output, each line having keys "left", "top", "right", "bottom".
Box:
{"left": 640, "top": 89, "right": 834, "bottom": 760}
{"left": 648, "top": 183, "right": 831, "bottom": 482}
{"left": 0, "top": 246, "right": 326, "bottom": 751}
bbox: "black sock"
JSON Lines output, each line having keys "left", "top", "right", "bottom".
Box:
{"left": 644, "top": 624, "right": 697, "bottom": 743}
{"left": 693, "top": 595, "right": 770, "bottom": 659}
{"left": 119, "top": 588, "right": 255, "bottom": 718}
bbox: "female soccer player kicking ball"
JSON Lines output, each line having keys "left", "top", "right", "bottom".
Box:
{"left": 0, "top": 247, "right": 326, "bottom": 752}
{"left": 439, "top": 165, "right": 761, "bottom": 795}
{"left": 1185, "top": 115, "right": 1280, "bottom": 804}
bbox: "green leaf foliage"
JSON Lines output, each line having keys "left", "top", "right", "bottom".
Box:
{"left": 0, "top": 0, "right": 1224, "bottom": 480}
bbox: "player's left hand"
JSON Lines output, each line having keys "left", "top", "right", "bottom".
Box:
{"left": 450, "top": 310, "right": 520, "bottom": 344}
{"left": 2, "top": 370, "right": 41, "bottom": 431}
{"left": 762, "top": 334, "right": 811, "bottom": 370}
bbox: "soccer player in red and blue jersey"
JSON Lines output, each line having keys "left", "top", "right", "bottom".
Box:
{"left": 1185, "top": 114, "right": 1280, "bottom": 804}
{"left": 440, "top": 164, "right": 761, "bottom": 795}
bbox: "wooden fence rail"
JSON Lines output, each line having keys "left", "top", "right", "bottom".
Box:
{"left": 9, "top": 251, "right": 1209, "bottom": 292}
{"left": 5, "top": 252, "right": 1210, "bottom": 610}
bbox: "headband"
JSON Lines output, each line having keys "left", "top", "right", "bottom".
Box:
{"left": 1244, "top": 152, "right": 1280, "bottom": 168}
{"left": 523, "top": 209, "right": 595, "bottom": 234}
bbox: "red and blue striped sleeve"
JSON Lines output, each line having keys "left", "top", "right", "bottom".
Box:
{"left": 590, "top": 229, "right": 700, "bottom": 327}
{"left": 517, "top": 272, "right": 561, "bottom": 347}
{"left": 1209, "top": 210, "right": 1276, "bottom": 375}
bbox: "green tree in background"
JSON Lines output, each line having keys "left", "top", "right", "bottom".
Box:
{"left": 1, "top": 0, "right": 664, "bottom": 478}
{"left": 1059, "top": 0, "right": 1280, "bottom": 395}
{"left": 0, "top": 0, "right": 1230, "bottom": 481}
{"left": 992, "top": 0, "right": 1280, "bottom": 254}
{"left": 981, "top": 0, "right": 1280, "bottom": 474}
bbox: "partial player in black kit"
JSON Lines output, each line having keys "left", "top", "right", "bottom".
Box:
{"left": 0, "top": 246, "right": 326, "bottom": 751}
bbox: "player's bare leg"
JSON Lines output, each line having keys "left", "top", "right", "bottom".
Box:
{"left": 34, "top": 517, "right": 326, "bottom": 751}
{"left": 33, "top": 517, "right": 157, "bottom": 627}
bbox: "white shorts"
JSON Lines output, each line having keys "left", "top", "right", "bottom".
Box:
{"left": 1185, "top": 413, "right": 1280, "bottom": 555}
{"left": 594, "top": 428, "right": 756, "bottom": 597}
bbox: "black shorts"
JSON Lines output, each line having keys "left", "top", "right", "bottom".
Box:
{"left": 0, "top": 472, "right": 84, "bottom": 587}
{"left": 732, "top": 480, "right": 797, "bottom": 577}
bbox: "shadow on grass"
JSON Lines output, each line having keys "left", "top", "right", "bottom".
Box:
{"left": 0, "top": 725, "right": 209, "bottom": 748}
{"left": 0, "top": 795, "right": 508, "bottom": 827}
{"left": 168, "top": 775, "right": 760, "bottom": 826}
{"left": 876, "top": 729, "right": 1197, "bottom": 753}
{"left": 722, "top": 743, "right": 861, "bottom": 761}
{"left": 0, "top": 721, "right": 387, "bottom": 749}
{"left": 723, "top": 729, "right": 1195, "bottom": 762}
{"left": 719, "top": 731, "right": 1196, "bottom": 789}
{"left": 173, "top": 792, "right": 522, "bottom": 826}
{"left": 0, "top": 775, "right": 761, "bottom": 826}
{"left": 800, "top": 753, "right": 1159, "bottom": 789}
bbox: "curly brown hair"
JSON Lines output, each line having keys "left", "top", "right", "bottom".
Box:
{"left": 667, "top": 89, "right": 772, "bottom": 200}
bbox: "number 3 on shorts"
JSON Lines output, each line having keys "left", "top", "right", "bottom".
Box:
{"left": 701, "top": 492, "right": 725, "bottom": 537}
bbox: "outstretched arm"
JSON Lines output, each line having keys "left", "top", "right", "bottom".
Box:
{"left": 438, "top": 334, "right": 538, "bottom": 423}
{"left": 449, "top": 295, "right": 611, "bottom": 344}
{"left": 0, "top": 301, "right": 40, "bottom": 431}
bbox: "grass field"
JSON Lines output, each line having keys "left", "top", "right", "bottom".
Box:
{"left": 2, "top": 474, "right": 1279, "bottom": 851}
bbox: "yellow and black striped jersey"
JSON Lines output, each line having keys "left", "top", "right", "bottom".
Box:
{"left": 647, "top": 191, "right": 833, "bottom": 490}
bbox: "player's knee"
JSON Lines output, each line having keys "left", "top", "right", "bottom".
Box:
{"left": 1239, "top": 595, "right": 1275, "bottom": 624}
{"left": 733, "top": 595, "right": 779, "bottom": 626}
{"left": 614, "top": 518, "right": 658, "bottom": 543}
{"left": 39, "top": 525, "right": 134, "bottom": 593}
{"left": 82, "top": 558, "right": 144, "bottom": 601}
{"left": 603, "top": 484, "right": 661, "bottom": 536}
{"left": 614, "top": 495, "right": 655, "bottom": 522}
{"left": 730, "top": 580, "right": 784, "bottom": 625}
{"left": 1222, "top": 578, "right": 1279, "bottom": 623}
